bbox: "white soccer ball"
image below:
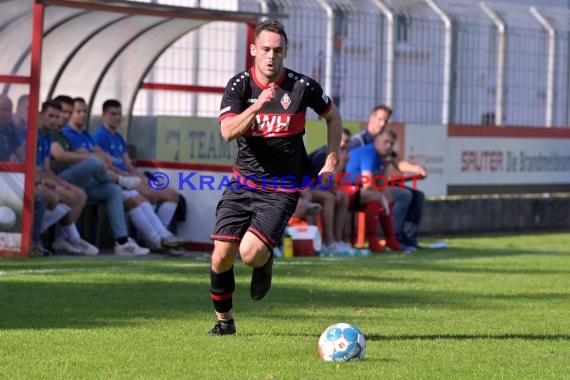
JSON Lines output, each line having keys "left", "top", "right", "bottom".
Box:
{"left": 0, "top": 206, "right": 17, "bottom": 230}
{"left": 318, "top": 322, "right": 366, "bottom": 362}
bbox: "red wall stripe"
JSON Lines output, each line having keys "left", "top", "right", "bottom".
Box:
{"left": 134, "top": 160, "right": 232, "bottom": 173}
{"left": 141, "top": 82, "right": 224, "bottom": 94}
{"left": 448, "top": 125, "right": 570, "bottom": 138}
{"left": 0, "top": 75, "right": 30, "bottom": 84}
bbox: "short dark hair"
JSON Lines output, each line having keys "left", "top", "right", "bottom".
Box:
{"left": 73, "top": 97, "right": 86, "bottom": 105}
{"left": 380, "top": 128, "right": 398, "bottom": 140}
{"left": 17, "top": 94, "right": 29, "bottom": 107}
{"left": 342, "top": 128, "right": 351, "bottom": 137}
{"left": 371, "top": 104, "right": 393, "bottom": 119}
{"left": 53, "top": 95, "right": 73, "bottom": 107}
{"left": 41, "top": 100, "right": 61, "bottom": 113}
{"left": 254, "top": 18, "right": 288, "bottom": 46}
{"left": 103, "top": 99, "right": 122, "bottom": 113}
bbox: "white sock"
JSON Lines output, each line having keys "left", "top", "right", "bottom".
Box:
{"left": 215, "top": 309, "right": 234, "bottom": 322}
{"left": 41, "top": 203, "right": 71, "bottom": 232}
{"left": 61, "top": 223, "right": 81, "bottom": 242}
{"left": 128, "top": 205, "right": 161, "bottom": 247}
{"left": 141, "top": 202, "right": 171, "bottom": 238}
{"left": 157, "top": 201, "right": 177, "bottom": 227}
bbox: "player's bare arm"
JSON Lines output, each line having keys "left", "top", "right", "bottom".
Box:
{"left": 50, "top": 142, "right": 90, "bottom": 164}
{"left": 91, "top": 147, "right": 121, "bottom": 173}
{"left": 318, "top": 104, "right": 342, "bottom": 188}
{"left": 41, "top": 157, "right": 59, "bottom": 182}
{"left": 122, "top": 153, "right": 140, "bottom": 176}
{"left": 397, "top": 160, "right": 427, "bottom": 177}
{"left": 220, "top": 84, "right": 277, "bottom": 142}
{"left": 36, "top": 168, "right": 56, "bottom": 190}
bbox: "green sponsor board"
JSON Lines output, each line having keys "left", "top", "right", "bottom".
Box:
{"left": 303, "top": 120, "right": 362, "bottom": 153}
{"left": 136, "top": 116, "right": 363, "bottom": 164}
{"left": 156, "top": 117, "right": 238, "bottom": 165}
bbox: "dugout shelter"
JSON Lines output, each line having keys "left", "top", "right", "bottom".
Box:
{"left": 0, "top": 0, "right": 265, "bottom": 257}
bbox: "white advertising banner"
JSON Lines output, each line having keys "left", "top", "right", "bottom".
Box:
{"left": 398, "top": 125, "right": 570, "bottom": 195}
{"left": 401, "top": 124, "right": 448, "bottom": 196}
{"left": 447, "top": 138, "right": 570, "bottom": 185}
{"left": 138, "top": 167, "right": 228, "bottom": 246}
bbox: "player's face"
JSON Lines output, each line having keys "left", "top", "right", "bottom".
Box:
{"left": 0, "top": 97, "right": 12, "bottom": 126}
{"left": 16, "top": 97, "right": 28, "bottom": 117}
{"left": 339, "top": 132, "right": 350, "bottom": 165}
{"left": 368, "top": 109, "right": 390, "bottom": 136}
{"left": 71, "top": 101, "right": 87, "bottom": 127}
{"left": 41, "top": 107, "right": 60, "bottom": 132}
{"left": 340, "top": 132, "right": 350, "bottom": 151}
{"left": 103, "top": 107, "right": 122, "bottom": 130}
{"left": 251, "top": 30, "right": 287, "bottom": 83}
{"left": 375, "top": 133, "right": 395, "bottom": 156}
{"left": 58, "top": 103, "right": 73, "bottom": 128}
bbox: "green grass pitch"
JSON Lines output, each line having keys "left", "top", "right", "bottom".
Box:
{"left": 0, "top": 233, "right": 568, "bottom": 379}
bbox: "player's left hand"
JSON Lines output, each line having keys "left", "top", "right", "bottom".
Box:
{"left": 419, "top": 166, "right": 427, "bottom": 178}
{"left": 318, "top": 165, "right": 336, "bottom": 189}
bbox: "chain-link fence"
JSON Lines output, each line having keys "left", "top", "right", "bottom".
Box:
{"left": 132, "top": 0, "right": 570, "bottom": 127}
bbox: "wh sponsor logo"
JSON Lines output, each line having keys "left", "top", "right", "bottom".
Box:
{"left": 255, "top": 114, "right": 291, "bottom": 133}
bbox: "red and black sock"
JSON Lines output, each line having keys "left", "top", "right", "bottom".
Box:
{"left": 210, "top": 266, "right": 235, "bottom": 316}
{"left": 364, "top": 200, "right": 383, "bottom": 252}
{"left": 379, "top": 210, "right": 400, "bottom": 250}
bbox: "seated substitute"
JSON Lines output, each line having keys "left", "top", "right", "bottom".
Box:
{"left": 307, "top": 127, "right": 352, "bottom": 254}
{"left": 50, "top": 95, "right": 150, "bottom": 256}
{"left": 0, "top": 95, "right": 25, "bottom": 162}
{"left": 62, "top": 97, "right": 184, "bottom": 252}
{"left": 36, "top": 100, "right": 99, "bottom": 255}
{"left": 347, "top": 104, "right": 392, "bottom": 151}
{"left": 341, "top": 130, "right": 405, "bottom": 253}
{"left": 92, "top": 99, "right": 186, "bottom": 235}
{"left": 378, "top": 128, "right": 426, "bottom": 249}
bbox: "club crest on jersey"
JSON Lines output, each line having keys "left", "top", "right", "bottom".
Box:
{"left": 280, "top": 93, "right": 291, "bottom": 110}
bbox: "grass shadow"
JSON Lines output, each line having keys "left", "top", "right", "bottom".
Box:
{"left": 0, "top": 234, "right": 567, "bottom": 331}
{"left": 365, "top": 333, "right": 570, "bottom": 341}
{"left": 268, "top": 331, "right": 570, "bottom": 342}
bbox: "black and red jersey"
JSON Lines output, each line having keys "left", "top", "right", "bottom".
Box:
{"left": 219, "top": 66, "right": 332, "bottom": 191}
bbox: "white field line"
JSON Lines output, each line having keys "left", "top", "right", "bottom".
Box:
{"left": 0, "top": 266, "right": 125, "bottom": 277}
{"left": 0, "top": 261, "right": 211, "bottom": 276}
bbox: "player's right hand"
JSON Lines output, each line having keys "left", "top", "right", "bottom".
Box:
{"left": 44, "top": 179, "right": 57, "bottom": 189}
{"left": 255, "top": 83, "right": 277, "bottom": 111}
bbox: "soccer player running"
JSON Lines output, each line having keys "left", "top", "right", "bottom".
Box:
{"left": 208, "top": 19, "right": 342, "bottom": 336}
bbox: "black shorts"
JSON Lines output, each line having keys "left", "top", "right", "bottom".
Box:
{"left": 211, "top": 183, "right": 299, "bottom": 249}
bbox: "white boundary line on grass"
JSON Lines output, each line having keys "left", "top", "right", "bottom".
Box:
{"left": 0, "top": 266, "right": 125, "bottom": 277}
{"left": 0, "top": 261, "right": 217, "bottom": 276}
